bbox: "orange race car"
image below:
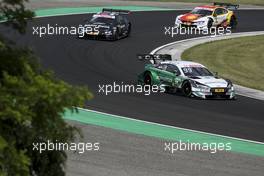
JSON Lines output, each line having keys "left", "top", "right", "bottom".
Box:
{"left": 175, "top": 2, "right": 239, "bottom": 30}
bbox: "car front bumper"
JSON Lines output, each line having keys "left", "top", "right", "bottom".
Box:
{"left": 191, "top": 87, "right": 236, "bottom": 99}
{"left": 78, "top": 30, "right": 113, "bottom": 40}
{"left": 175, "top": 21, "right": 208, "bottom": 30}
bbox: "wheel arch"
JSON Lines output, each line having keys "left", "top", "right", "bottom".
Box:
{"left": 181, "top": 79, "right": 193, "bottom": 97}
{"left": 207, "top": 16, "right": 214, "bottom": 23}
{"left": 180, "top": 79, "right": 191, "bottom": 88}
{"left": 227, "top": 11, "right": 236, "bottom": 23}
{"left": 144, "top": 70, "right": 160, "bottom": 85}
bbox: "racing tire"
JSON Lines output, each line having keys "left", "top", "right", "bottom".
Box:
{"left": 182, "top": 81, "right": 192, "bottom": 97}
{"left": 127, "top": 23, "right": 131, "bottom": 37}
{"left": 143, "top": 73, "right": 152, "bottom": 91}
{"left": 207, "top": 18, "right": 213, "bottom": 29}
{"left": 144, "top": 74, "right": 152, "bottom": 85}
{"left": 231, "top": 96, "right": 237, "bottom": 100}
{"left": 112, "top": 29, "right": 119, "bottom": 41}
{"left": 229, "top": 16, "right": 237, "bottom": 29}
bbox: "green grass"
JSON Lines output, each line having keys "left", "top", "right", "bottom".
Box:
{"left": 182, "top": 35, "right": 264, "bottom": 91}
{"left": 124, "top": 0, "right": 264, "bottom": 6}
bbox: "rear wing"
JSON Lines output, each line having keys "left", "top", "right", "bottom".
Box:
{"left": 213, "top": 2, "right": 239, "bottom": 10}
{"left": 102, "top": 8, "right": 130, "bottom": 14}
{"left": 137, "top": 54, "right": 172, "bottom": 64}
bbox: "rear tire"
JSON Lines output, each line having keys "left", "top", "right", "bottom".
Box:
{"left": 144, "top": 73, "right": 152, "bottom": 91}
{"left": 127, "top": 23, "right": 131, "bottom": 37}
{"left": 230, "top": 16, "right": 237, "bottom": 29}
{"left": 182, "top": 81, "right": 192, "bottom": 97}
{"left": 144, "top": 74, "right": 152, "bottom": 85}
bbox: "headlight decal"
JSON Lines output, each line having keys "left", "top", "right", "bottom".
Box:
{"left": 196, "top": 21, "right": 205, "bottom": 25}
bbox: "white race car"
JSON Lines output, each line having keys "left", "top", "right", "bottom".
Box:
{"left": 175, "top": 2, "right": 238, "bottom": 30}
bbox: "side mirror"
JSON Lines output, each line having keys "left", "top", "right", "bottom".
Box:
{"left": 213, "top": 13, "right": 217, "bottom": 17}
{"left": 214, "top": 71, "right": 219, "bottom": 78}
{"left": 173, "top": 71, "right": 180, "bottom": 76}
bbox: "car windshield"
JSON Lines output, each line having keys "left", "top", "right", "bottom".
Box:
{"left": 191, "top": 8, "right": 213, "bottom": 16}
{"left": 181, "top": 67, "right": 214, "bottom": 77}
{"left": 90, "top": 17, "right": 114, "bottom": 24}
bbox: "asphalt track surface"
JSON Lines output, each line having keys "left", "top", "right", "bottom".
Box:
{"left": 1, "top": 10, "right": 264, "bottom": 142}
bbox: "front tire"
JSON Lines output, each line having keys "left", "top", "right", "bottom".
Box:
{"left": 112, "top": 29, "right": 119, "bottom": 41}
{"left": 207, "top": 18, "right": 213, "bottom": 29}
{"left": 182, "top": 81, "right": 192, "bottom": 97}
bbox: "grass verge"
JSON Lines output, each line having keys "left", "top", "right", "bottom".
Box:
{"left": 124, "top": 0, "right": 264, "bottom": 6}
{"left": 182, "top": 35, "right": 264, "bottom": 91}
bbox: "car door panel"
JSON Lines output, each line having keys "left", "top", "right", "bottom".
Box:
{"left": 214, "top": 8, "right": 228, "bottom": 25}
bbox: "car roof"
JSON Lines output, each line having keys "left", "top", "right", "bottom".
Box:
{"left": 92, "top": 12, "right": 119, "bottom": 19}
{"left": 161, "top": 60, "right": 206, "bottom": 68}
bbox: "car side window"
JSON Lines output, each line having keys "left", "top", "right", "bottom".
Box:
{"left": 214, "top": 8, "right": 220, "bottom": 16}
{"left": 120, "top": 16, "right": 127, "bottom": 25}
{"left": 123, "top": 16, "right": 129, "bottom": 24}
{"left": 116, "top": 16, "right": 122, "bottom": 24}
{"left": 166, "top": 64, "right": 181, "bottom": 75}
{"left": 157, "top": 64, "right": 167, "bottom": 71}
{"left": 116, "top": 16, "right": 125, "bottom": 24}
{"left": 222, "top": 8, "right": 228, "bottom": 14}
{"left": 215, "top": 8, "right": 225, "bottom": 16}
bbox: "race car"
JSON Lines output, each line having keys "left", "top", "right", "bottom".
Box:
{"left": 137, "top": 54, "right": 236, "bottom": 99}
{"left": 78, "top": 8, "right": 131, "bottom": 40}
{"left": 175, "top": 2, "right": 239, "bottom": 30}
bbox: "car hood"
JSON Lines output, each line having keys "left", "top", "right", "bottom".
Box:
{"left": 189, "top": 76, "right": 228, "bottom": 88}
{"left": 179, "top": 13, "right": 203, "bottom": 22}
{"left": 85, "top": 22, "right": 110, "bottom": 29}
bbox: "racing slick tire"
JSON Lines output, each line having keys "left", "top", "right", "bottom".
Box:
{"left": 143, "top": 73, "right": 153, "bottom": 91}
{"left": 127, "top": 23, "right": 131, "bottom": 37}
{"left": 229, "top": 16, "right": 237, "bottom": 29}
{"left": 182, "top": 81, "right": 192, "bottom": 97}
{"left": 144, "top": 73, "right": 152, "bottom": 86}
{"left": 207, "top": 18, "right": 213, "bottom": 29}
{"left": 112, "top": 29, "right": 119, "bottom": 41}
{"left": 231, "top": 96, "right": 237, "bottom": 100}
